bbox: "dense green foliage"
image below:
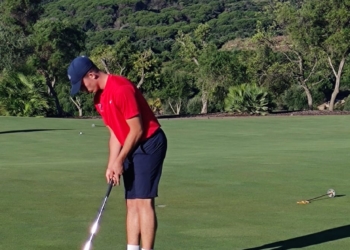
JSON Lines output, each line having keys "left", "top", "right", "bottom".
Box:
{"left": 42, "top": 0, "right": 266, "bottom": 53}
{"left": 224, "top": 83, "right": 274, "bottom": 115}
{"left": 1, "top": 0, "right": 350, "bottom": 117}
{"left": 0, "top": 71, "right": 50, "bottom": 116}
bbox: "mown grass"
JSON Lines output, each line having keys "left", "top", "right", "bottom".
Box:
{"left": 0, "top": 115, "right": 349, "bottom": 250}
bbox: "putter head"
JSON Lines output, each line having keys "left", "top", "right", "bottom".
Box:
{"left": 297, "top": 200, "right": 310, "bottom": 205}
{"left": 327, "top": 189, "right": 335, "bottom": 198}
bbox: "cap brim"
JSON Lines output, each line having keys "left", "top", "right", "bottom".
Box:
{"left": 70, "top": 81, "right": 81, "bottom": 96}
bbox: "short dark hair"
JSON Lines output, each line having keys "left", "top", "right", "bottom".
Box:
{"left": 88, "top": 63, "right": 100, "bottom": 73}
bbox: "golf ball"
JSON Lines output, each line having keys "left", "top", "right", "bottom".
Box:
{"left": 92, "top": 124, "right": 95, "bottom": 127}
{"left": 327, "top": 189, "right": 335, "bottom": 197}
{"left": 80, "top": 132, "right": 83, "bottom": 135}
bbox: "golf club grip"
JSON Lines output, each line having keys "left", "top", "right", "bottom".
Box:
{"left": 105, "top": 180, "right": 113, "bottom": 197}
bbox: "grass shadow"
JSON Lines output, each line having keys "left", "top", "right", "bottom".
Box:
{"left": 244, "top": 224, "right": 350, "bottom": 250}
{"left": 335, "top": 194, "right": 346, "bottom": 198}
{"left": 0, "top": 129, "right": 71, "bottom": 134}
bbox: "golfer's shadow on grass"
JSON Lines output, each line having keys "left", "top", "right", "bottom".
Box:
{"left": 0, "top": 129, "right": 71, "bottom": 134}
{"left": 244, "top": 224, "right": 350, "bottom": 250}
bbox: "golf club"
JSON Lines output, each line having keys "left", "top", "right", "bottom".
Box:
{"left": 83, "top": 180, "right": 114, "bottom": 250}
{"left": 297, "top": 188, "right": 335, "bottom": 204}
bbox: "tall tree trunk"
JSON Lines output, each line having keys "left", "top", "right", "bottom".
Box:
{"left": 168, "top": 99, "right": 182, "bottom": 115}
{"left": 301, "top": 85, "right": 313, "bottom": 110}
{"left": 176, "top": 99, "right": 182, "bottom": 115}
{"left": 329, "top": 78, "right": 340, "bottom": 111}
{"left": 69, "top": 97, "right": 82, "bottom": 117}
{"left": 45, "top": 77, "right": 62, "bottom": 116}
{"left": 201, "top": 91, "right": 208, "bottom": 114}
{"left": 168, "top": 100, "right": 177, "bottom": 115}
{"left": 328, "top": 56, "right": 346, "bottom": 111}
{"left": 136, "top": 68, "right": 145, "bottom": 89}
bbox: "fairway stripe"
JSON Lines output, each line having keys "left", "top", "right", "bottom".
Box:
{"left": 0, "top": 160, "right": 101, "bottom": 167}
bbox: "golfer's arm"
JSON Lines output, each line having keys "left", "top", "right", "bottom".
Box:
{"left": 116, "top": 115, "right": 143, "bottom": 164}
{"left": 107, "top": 126, "right": 122, "bottom": 169}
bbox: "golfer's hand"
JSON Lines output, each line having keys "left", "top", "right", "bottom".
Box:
{"left": 105, "top": 168, "right": 114, "bottom": 184}
{"left": 106, "top": 162, "right": 123, "bottom": 186}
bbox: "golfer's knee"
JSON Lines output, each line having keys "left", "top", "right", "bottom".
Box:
{"left": 137, "top": 198, "right": 155, "bottom": 210}
{"left": 127, "top": 198, "right": 155, "bottom": 213}
{"left": 126, "top": 199, "right": 139, "bottom": 213}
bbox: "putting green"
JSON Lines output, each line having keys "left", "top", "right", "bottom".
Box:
{"left": 0, "top": 115, "right": 349, "bottom": 249}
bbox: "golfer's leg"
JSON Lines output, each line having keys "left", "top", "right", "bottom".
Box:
{"left": 138, "top": 198, "right": 157, "bottom": 249}
{"left": 131, "top": 129, "right": 167, "bottom": 249}
{"left": 126, "top": 199, "right": 141, "bottom": 246}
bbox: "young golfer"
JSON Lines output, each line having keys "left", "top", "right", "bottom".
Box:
{"left": 67, "top": 56, "right": 167, "bottom": 250}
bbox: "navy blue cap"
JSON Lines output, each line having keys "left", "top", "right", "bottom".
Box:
{"left": 67, "top": 56, "right": 94, "bottom": 96}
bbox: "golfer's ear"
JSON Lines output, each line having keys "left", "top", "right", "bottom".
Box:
{"left": 86, "top": 70, "right": 97, "bottom": 79}
{"left": 87, "top": 71, "right": 93, "bottom": 79}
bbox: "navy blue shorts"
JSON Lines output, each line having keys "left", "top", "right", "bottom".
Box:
{"left": 122, "top": 128, "right": 167, "bottom": 199}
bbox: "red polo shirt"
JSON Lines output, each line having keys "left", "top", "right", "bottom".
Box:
{"left": 94, "top": 75, "right": 160, "bottom": 145}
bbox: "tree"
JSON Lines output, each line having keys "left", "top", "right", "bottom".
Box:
{"left": 89, "top": 37, "right": 136, "bottom": 76}
{"left": 157, "top": 65, "right": 196, "bottom": 115}
{"left": 69, "top": 96, "right": 83, "bottom": 117}
{"left": 271, "top": 0, "right": 350, "bottom": 111}
{"left": 0, "top": 25, "right": 28, "bottom": 71}
{"left": 28, "top": 19, "right": 86, "bottom": 116}
{"left": 199, "top": 48, "right": 247, "bottom": 112}
{"left": 0, "top": 0, "right": 43, "bottom": 71}
{"left": 310, "top": 0, "right": 350, "bottom": 111}
{"left": 0, "top": 0, "right": 43, "bottom": 35}
{"left": 56, "top": 83, "right": 97, "bottom": 117}
{"left": 42, "top": 0, "right": 263, "bottom": 55}
{"left": 133, "top": 48, "right": 160, "bottom": 90}
{"left": 176, "top": 23, "right": 248, "bottom": 113}
{"left": 176, "top": 23, "right": 210, "bottom": 67}
{"left": 242, "top": 46, "right": 292, "bottom": 109}
{"left": 90, "top": 37, "right": 161, "bottom": 94}
{"left": 252, "top": 0, "right": 329, "bottom": 110}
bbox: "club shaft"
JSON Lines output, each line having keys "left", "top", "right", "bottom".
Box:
{"left": 307, "top": 193, "right": 328, "bottom": 202}
{"left": 105, "top": 181, "right": 113, "bottom": 197}
{"left": 98, "top": 197, "right": 108, "bottom": 214}
{"left": 83, "top": 181, "right": 114, "bottom": 249}
{"left": 88, "top": 233, "right": 94, "bottom": 242}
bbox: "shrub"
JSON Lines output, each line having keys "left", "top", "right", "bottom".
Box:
{"left": 281, "top": 85, "right": 308, "bottom": 111}
{"left": 342, "top": 96, "right": 350, "bottom": 111}
{"left": 186, "top": 95, "right": 202, "bottom": 114}
{"left": 224, "top": 84, "right": 274, "bottom": 115}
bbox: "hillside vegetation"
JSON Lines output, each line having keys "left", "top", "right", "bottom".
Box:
{"left": 1, "top": 0, "right": 350, "bottom": 118}
{"left": 42, "top": 0, "right": 267, "bottom": 52}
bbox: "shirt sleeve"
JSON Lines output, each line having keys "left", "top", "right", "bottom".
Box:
{"left": 114, "top": 85, "right": 140, "bottom": 120}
